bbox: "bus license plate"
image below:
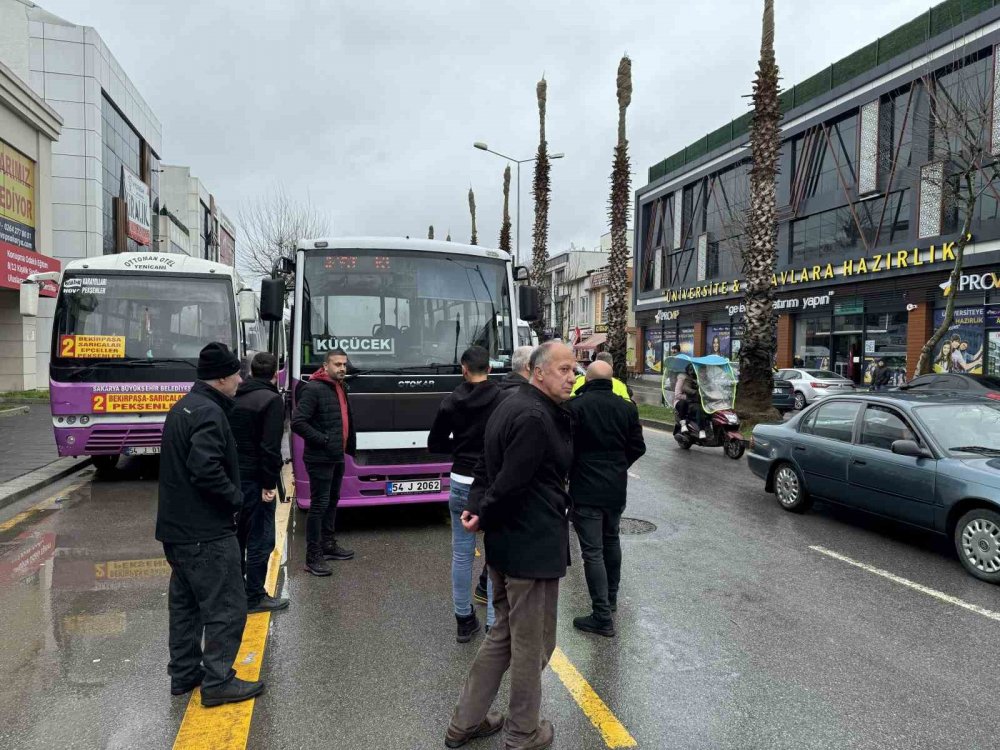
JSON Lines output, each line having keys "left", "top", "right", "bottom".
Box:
{"left": 124, "top": 446, "right": 160, "bottom": 456}
{"left": 386, "top": 479, "right": 441, "bottom": 496}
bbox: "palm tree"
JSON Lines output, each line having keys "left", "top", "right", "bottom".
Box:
{"left": 736, "top": 0, "right": 781, "bottom": 418}
{"left": 607, "top": 55, "right": 632, "bottom": 382}
{"left": 428, "top": 225, "right": 434, "bottom": 240}
{"left": 468, "top": 187, "right": 478, "bottom": 245}
{"left": 499, "top": 165, "right": 512, "bottom": 256}
{"left": 530, "top": 76, "right": 551, "bottom": 336}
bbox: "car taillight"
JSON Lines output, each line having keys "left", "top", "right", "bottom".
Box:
{"left": 811, "top": 382, "right": 828, "bottom": 388}
{"left": 988, "top": 392, "right": 1000, "bottom": 401}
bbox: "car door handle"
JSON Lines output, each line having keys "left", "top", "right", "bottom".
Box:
{"left": 852, "top": 459, "right": 866, "bottom": 465}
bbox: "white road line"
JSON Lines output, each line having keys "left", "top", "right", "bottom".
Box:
{"left": 809, "top": 545, "right": 1000, "bottom": 623}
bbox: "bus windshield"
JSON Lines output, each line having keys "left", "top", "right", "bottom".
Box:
{"left": 302, "top": 249, "right": 513, "bottom": 372}
{"left": 52, "top": 273, "right": 238, "bottom": 363}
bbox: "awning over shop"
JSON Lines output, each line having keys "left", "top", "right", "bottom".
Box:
{"left": 574, "top": 333, "right": 607, "bottom": 351}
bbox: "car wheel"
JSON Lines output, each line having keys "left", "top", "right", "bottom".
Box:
{"left": 954, "top": 508, "right": 1000, "bottom": 584}
{"left": 772, "top": 462, "right": 811, "bottom": 513}
{"left": 793, "top": 392, "right": 807, "bottom": 411}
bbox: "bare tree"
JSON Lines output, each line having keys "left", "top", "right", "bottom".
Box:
{"left": 607, "top": 55, "right": 633, "bottom": 381}
{"left": 915, "top": 52, "right": 997, "bottom": 374}
{"left": 237, "top": 187, "right": 331, "bottom": 279}
{"left": 468, "top": 187, "right": 478, "bottom": 245}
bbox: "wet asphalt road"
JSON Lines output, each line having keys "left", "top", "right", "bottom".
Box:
{"left": 1, "top": 429, "right": 999, "bottom": 749}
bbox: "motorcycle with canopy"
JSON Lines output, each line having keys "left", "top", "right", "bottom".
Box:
{"left": 666, "top": 354, "right": 744, "bottom": 459}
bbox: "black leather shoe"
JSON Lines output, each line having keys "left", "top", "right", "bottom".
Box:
{"left": 170, "top": 670, "right": 204, "bottom": 696}
{"left": 573, "top": 614, "right": 615, "bottom": 638}
{"left": 248, "top": 595, "right": 290, "bottom": 613}
{"left": 456, "top": 611, "right": 481, "bottom": 643}
{"left": 322, "top": 541, "right": 355, "bottom": 560}
{"left": 445, "top": 711, "right": 504, "bottom": 748}
{"left": 304, "top": 557, "right": 332, "bottom": 576}
{"left": 200, "top": 677, "right": 265, "bottom": 707}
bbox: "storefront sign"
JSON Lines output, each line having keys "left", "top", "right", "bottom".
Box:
{"left": 121, "top": 166, "right": 151, "bottom": 245}
{"left": 724, "top": 292, "right": 832, "bottom": 318}
{"left": 58, "top": 334, "right": 126, "bottom": 359}
{"left": 950, "top": 269, "right": 1000, "bottom": 294}
{"left": 0, "top": 243, "right": 58, "bottom": 296}
{"left": 595, "top": 323, "right": 608, "bottom": 333}
{"left": 654, "top": 309, "right": 679, "bottom": 322}
{"left": 313, "top": 336, "right": 394, "bottom": 355}
{"left": 91, "top": 392, "right": 183, "bottom": 413}
{"left": 660, "top": 236, "right": 970, "bottom": 305}
{"left": 0, "top": 141, "right": 35, "bottom": 232}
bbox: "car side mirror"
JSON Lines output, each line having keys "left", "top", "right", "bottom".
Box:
{"left": 891, "top": 439, "right": 931, "bottom": 459}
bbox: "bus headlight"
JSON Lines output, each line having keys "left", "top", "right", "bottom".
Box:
{"left": 67, "top": 416, "right": 76, "bottom": 425}
{"left": 80, "top": 416, "right": 90, "bottom": 425}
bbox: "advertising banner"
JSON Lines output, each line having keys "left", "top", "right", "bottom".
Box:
{"left": 932, "top": 307, "right": 984, "bottom": 374}
{"left": 121, "top": 166, "right": 151, "bottom": 245}
{"left": 0, "top": 242, "right": 58, "bottom": 296}
{"left": 59, "top": 334, "right": 126, "bottom": 359}
{"left": 0, "top": 141, "right": 35, "bottom": 231}
{"left": 706, "top": 325, "right": 731, "bottom": 358}
{"left": 643, "top": 328, "right": 664, "bottom": 374}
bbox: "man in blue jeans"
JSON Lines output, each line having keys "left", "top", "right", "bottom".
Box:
{"left": 232, "top": 352, "right": 289, "bottom": 613}
{"left": 428, "top": 346, "right": 507, "bottom": 642}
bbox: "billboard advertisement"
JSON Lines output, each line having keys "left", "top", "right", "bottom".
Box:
{"left": 932, "top": 307, "right": 983, "bottom": 374}
{"left": 121, "top": 166, "right": 151, "bottom": 245}
{"left": 0, "top": 140, "right": 57, "bottom": 296}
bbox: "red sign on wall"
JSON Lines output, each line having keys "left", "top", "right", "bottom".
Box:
{"left": 0, "top": 241, "right": 59, "bottom": 296}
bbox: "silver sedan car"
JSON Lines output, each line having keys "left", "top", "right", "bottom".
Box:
{"left": 776, "top": 368, "right": 856, "bottom": 410}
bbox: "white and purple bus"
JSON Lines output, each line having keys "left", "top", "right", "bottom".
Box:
{"left": 260, "top": 237, "right": 539, "bottom": 508}
{"left": 21, "top": 253, "right": 257, "bottom": 473}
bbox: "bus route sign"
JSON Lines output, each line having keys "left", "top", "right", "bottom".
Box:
{"left": 59, "top": 334, "right": 125, "bottom": 359}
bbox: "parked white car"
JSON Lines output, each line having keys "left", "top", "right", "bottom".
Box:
{"left": 775, "top": 368, "right": 856, "bottom": 410}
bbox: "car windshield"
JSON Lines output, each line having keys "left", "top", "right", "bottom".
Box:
{"left": 913, "top": 403, "right": 1000, "bottom": 457}
{"left": 805, "top": 370, "right": 843, "bottom": 379}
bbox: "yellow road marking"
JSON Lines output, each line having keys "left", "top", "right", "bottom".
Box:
{"left": 810, "top": 545, "right": 1000, "bottom": 622}
{"left": 0, "top": 478, "right": 89, "bottom": 532}
{"left": 549, "top": 647, "right": 638, "bottom": 748}
{"left": 173, "top": 470, "right": 293, "bottom": 750}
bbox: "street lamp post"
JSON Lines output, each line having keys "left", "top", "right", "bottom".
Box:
{"left": 473, "top": 142, "right": 564, "bottom": 267}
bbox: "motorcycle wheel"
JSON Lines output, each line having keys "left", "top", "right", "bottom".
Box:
{"left": 674, "top": 434, "right": 692, "bottom": 450}
{"left": 724, "top": 438, "right": 745, "bottom": 460}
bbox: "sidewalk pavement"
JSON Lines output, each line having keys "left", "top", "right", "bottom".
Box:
{"left": 0, "top": 403, "right": 90, "bottom": 511}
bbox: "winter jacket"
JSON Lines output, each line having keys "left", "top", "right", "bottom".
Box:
{"left": 681, "top": 374, "right": 700, "bottom": 401}
{"left": 231, "top": 377, "right": 285, "bottom": 490}
{"left": 566, "top": 379, "right": 646, "bottom": 509}
{"left": 498, "top": 371, "right": 530, "bottom": 391}
{"left": 466, "top": 384, "right": 574, "bottom": 580}
{"left": 872, "top": 365, "right": 892, "bottom": 388}
{"left": 156, "top": 380, "right": 242, "bottom": 544}
{"left": 427, "top": 379, "right": 510, "bottom": 476}
{"left": 290, "top": 370, "right": 357, "bottom": 465}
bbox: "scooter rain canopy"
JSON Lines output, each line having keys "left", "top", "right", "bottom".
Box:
{"left": 666, "top": 354, "right": 737, "bottom": 414}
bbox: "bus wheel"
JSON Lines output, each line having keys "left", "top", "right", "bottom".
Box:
{"left": 92, "top": 455, "right": 119, "bottom": 475}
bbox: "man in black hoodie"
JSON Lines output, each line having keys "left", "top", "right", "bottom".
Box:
{"left": 428, "top": 345, "right": 507, "bottom": 643}
{"left": 291, "top": 348, "right": 357, "bottom": 576}
{"left": 157, "top": 342, "right": 264, "bottom": 708}
{"left": 231, "top": 352, "right": 288, "bottom": 614}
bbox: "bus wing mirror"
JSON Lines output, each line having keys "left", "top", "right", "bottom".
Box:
{"left": 20, "top": 282, "right": 39, "bottom": 317}
{"left": 260, "top": 278, "right": 284, "bottom": 322}
{"left": 514, "top": 265, "right": 531, "bottom": 282}
{"left": 238, "top": 288, "right": 257, "bottom": 322}
{"left": 518, "top": 285, "right": 541, "bottom": 322}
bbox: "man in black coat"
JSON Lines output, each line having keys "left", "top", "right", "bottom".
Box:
{"left": 567, "top": 360, "right": 646, "bottom": 637}
{"left": 290, "top": 348, "right": 357, "bottom": 576}
{"left": 871, "top": 358, "right": 892, "bottom": 391}
{"left": 231, "top": 352, "right": 288, "bottom": 613}
{"left": 445, "top": 342, "right": 576, "bottom": 750}
{"left": 156, "top": 342, "right": 264, "bottom": 707}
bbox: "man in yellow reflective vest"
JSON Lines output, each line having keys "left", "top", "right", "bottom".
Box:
{"left": 571, "top": 352, "right": 632, "bottom": 401}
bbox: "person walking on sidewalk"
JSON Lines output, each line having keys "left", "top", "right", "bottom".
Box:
{"left": 474, "top": 344, "right": 535, "bottom": 606}
{"left": 566, "top": 360, "right": 646, "bottom": 637}
{"left": 156, "top": 342, "right": 264, "bottom": 707}
{"left": 428, "top": 346, "right": 505, "bottom": 643}
{"left": 445, "top": 341, "right": 576, "bottom": 750}
{"left": 231, "top": 352, "right": 289, "bottom": 614}
{"left": 291, "top": 348, "right": 357, "bottom": 576}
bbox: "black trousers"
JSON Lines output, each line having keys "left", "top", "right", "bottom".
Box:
{"left": 237, "top": 478, "right": 276, "bottom": 604}
{"left": 163, "top": 536, "right": 247, "bottom": 690}
{"left": 305, "top": 461, "right": 345, "bottom": 553}
{"left": 571, "top": 505, "right": 623, "bottom": 621}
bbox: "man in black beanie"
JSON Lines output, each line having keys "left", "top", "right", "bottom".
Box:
{"left": 157, "top": 342, "right": 265, "bottom": 707}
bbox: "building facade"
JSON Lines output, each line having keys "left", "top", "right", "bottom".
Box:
{"left": 635, "top": 1, "right": 1000, "bottom": 386}
{"left": 543, "top": 249, "right": 608, "bottom": 339}
{"left": 0, "top": 58, "right": 60, "bottom": 389}
{"left": 0, "top": 0, "right": 163, "bottom": 380}
{"left": 159, "top": 165, "right": 235, "bottom": 265}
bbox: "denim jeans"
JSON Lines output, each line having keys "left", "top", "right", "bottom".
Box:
{"left": 449, "top": 481, "right": 494, "bottom": 626}
{"left": 572, "top": 504, "right": 623, "bottom": 621}
{"left": 237, "top": 479, "right": 276, "bottom": 604}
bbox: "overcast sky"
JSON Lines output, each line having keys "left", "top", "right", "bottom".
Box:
{"left": 42, "top": 0, "right": 936, "bottom": 262}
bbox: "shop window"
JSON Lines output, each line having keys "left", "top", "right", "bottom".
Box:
{"left": 862, "top": 311, "right": 907, "bottom": 386}
{"left": 795, "top": 315, "right": 832, "bottom": 370}
{"left": 706, "top": 324, "right": 731, "bottom": 358}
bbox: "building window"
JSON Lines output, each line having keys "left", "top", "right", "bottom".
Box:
{"left": 102, "top": 94, "right": 159, "bottom": 254}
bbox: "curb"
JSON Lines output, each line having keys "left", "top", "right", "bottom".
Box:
{"left": 0, "top": 405, "right": 29, "bottom": 419}
{"left": 0, "top": 457, "right": 93, "bottom": 513}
